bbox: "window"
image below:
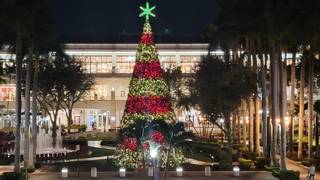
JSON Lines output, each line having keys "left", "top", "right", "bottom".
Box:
{"left": 116, "top": 56, "right": 135, "bottom": 73}
{"left": 75, "top": 56, "right": 113, "bottom": 73}
{"left": 121, "top": 90, "right": 125, "bottom": 97}
{"left": 159, "top": 56, "right": 176, "bottom": 70}
{"left": 180, "top": 56, "right": 200, "bottom": 73}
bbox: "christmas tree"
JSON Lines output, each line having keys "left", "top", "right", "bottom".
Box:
{"left": 121, "top": 3, "right": 175, "bottom": 127}
{"left": 114, "top": 2, "right": 184, "bottom": 169}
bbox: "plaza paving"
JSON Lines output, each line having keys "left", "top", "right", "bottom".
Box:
{"left": 29, "top": 171, "right": 277, "bottom": 180}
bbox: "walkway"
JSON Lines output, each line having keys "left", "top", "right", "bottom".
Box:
{"left": 0, "top": 166, "right": 13, "bottom": 175}
{"left": 285, "top": 158, "right": 320, "bottom": 180}
{"left": 30, "top": 171, "right": 277, "bottom": 180}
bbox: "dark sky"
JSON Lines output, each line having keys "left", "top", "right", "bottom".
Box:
{"left": 49, "top": 0, "right": 217, "bottom": 43}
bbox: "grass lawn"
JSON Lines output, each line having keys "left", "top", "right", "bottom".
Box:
{"left": 87, "top": 147, "right": 114, "bottom": 158}
{"left": 0, "top": 159, "right": 13, "bottom": 165}
{"left": 40, "top": 160, "right": 118, "bottom": 172}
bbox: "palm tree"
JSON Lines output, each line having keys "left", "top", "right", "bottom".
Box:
{"left": 289, "top": 52, "right": 296, "bottom": 155}
{"left": 23, "top": 46, "right": 33, "bottom": 169}
{"left": 158, "top": 122, "right": 194, "bottom": 180}
{"left": 279, "top": 61, "right": 287, "bottom": 171}
{"left": 298, "top": 55, "right": 306, "bottom": 160}
{"left": 119, "top": 120, "right": 149, "bottom": 180}
{"left": 307, "top": 52, "right": 314, "bottom": 160}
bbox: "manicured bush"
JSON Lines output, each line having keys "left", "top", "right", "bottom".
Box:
{"left": 239, "top": 158, "right": 254, "bottom": 170}
{"left": 0, "top": 172, "right": 23, "bottom": 180}
{"left": 241, "top": 150, "right": 256, "bottom": 160}
{"left": 255, "top": 157, "right": 270, "bottom": 170}
{"left": 272, "top": 168, "right": 300, "bottom": 180}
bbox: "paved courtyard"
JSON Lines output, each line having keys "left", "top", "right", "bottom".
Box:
{"left": 29, "top": 171, "right": 277, "bottom": 180}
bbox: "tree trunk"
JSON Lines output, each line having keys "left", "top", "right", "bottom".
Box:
{"left": 260, "top": 57, "right": 268, "bottom": 158}
{"left": 225, "top": 114, "right": 233, "bottom": 154}
{"left": 270, "top": 39, "right": 278, "bottom": 165}
{"left": 316, "top": 114, "right": 319, "bottom": 156}
{"left": 29, "top": 55, "right": 39, "bottom": 169}
{"left": 14, "top": 28, "right": 23, "bottom": 173}
{"left": 163, "top": 141, "right": 172, "bottom": 180}
{"left": 255, "top": 95, "right": 260, "bottom": 156}
{"left": 249, "top": 97, "right": 254, "bottom": 152}
{"left": 308, "top": 55, "right": 313, "bottom": 160}
{"left": 232, "top": 113, "right": 237, "bottom": 144}
{"left": 279, "top": 62, "right": 287, "bottom": 171}
{"left": 52, "top": 119, "right": 58, "bottom": 148}
{"left": 298, "top": 56, "right": 306, "bottom": 160}
{"left": 24, "top": 46, "right": 33, "bottom": 169}
{"left": 67, "top": 107, "right": 73, "bottom": 133}
{"left": 242, "top": 101, "right": 247, "bottom": 148}
{"left": 237, "top": 113, "right": 241, "bottom": 144}
{"left": 289, "top": 53, "right": 296, "bottom": 156}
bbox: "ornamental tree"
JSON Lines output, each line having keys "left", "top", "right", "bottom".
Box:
{"left": 188, "top": 55, "right": 256, "bottom": 154}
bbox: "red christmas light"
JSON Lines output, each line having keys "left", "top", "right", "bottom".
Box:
{"left": 125, "top": 96, "right": 172, "bottom": 114}
{"left": 140, "top": 33, "right": 154, "bottom": 45}
{"left": 133, "top": 61, "right": 163, "bottom": 79}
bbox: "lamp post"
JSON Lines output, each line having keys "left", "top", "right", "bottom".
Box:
{"left": 150, "top": 148, "right": 158, "bottom": 180}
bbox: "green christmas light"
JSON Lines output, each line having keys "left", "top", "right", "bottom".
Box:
{"left": 139, "top": 2, "right": 156, "bottom": 21}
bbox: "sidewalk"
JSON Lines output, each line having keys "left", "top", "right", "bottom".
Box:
{"left": 30, "top": 171, "right": 277, "bottom": 180}
{"left": 0, "top": 166, "right": 13, "bottom": 175}
{"left": 285, "top": 158, "right": 320, "bottom": 180}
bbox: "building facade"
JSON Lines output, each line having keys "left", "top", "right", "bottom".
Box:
{"left": 0, "top": 43, "right": 220, "bottom": 131}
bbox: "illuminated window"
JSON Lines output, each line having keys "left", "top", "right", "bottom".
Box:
{"left": 159, "top": 56, "right": 176, "bottom": 70}
{"left": 121, "top": 90, "right": 125, "bottom": 97}
{"left": 75, "top": 56, "right": 113, "bottom": 73}
{"left": 116, "top": 56, "right": 135, "bottom": 73}
{"left": 180, "top": 56, "right": 200, "bottom": 73}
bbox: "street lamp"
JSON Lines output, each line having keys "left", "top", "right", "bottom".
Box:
{"left": 150, "top": 148, "right": 158, "bottom": 180}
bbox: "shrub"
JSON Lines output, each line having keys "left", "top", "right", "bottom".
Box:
{"left": 1, "top": 172, "right": 23, "bottom": 180}
{"left": 218, "top": 151, "right": 232, "bottom": 170}
{"left": 301, "top": 158, "right": 320, "bottom": 171}
{"left": 241, "top": 150, "right": 256, "bottom": 160}
{"left": 272, "top": 168, "right": 300, "bottom": 180}
{"left": 239, "top": 158, "right": 254, "bottom": 170}
{"left": 79, "top": 125, "right": 87, "bottom": 132}
{"left": 255, "top": 157, "right": 270, "bottom": 170}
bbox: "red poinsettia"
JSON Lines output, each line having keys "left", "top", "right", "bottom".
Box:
{"left": 140, "top": 33, "right": 154, "bottom": 45}
{"left": 119, "top": 138, "right": 138, "bottom": 151}
{"left": 151, "top": 130, "right": 165, "bottom": 144}
{"left": 125, "top": 96, "right": 172, "bottom": 114}
{"left": 133, "top": 61, "right": 163, "bottom": 79}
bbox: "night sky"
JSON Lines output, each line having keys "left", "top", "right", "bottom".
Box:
{"left": 49, "top": 0, "right": 217, "bottom": 43}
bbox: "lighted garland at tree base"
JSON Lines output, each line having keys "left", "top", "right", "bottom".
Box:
{"left": 114, "top": 133, "right": 185, "bottom": 169}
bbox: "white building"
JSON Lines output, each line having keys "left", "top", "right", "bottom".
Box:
{"left": 0, "top": 43, "right": 221, "bottom": 132}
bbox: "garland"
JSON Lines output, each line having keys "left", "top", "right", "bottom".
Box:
{"left": 125, "top": 96, "right": 172, "bottom": 114}
{"left": 129, "top": 78, "right": 169, "bottom": 96}
{"left": 140, "top": 33, "right": 154, "bottom": 45}
{"left": 136, "top": 44, "right": 158, "bottom": 62}
{"left": 133, "top": 61, "right": 163, "bottom": 79}
{"left": 121, "top": 112, "right": 175, "bottom": 126}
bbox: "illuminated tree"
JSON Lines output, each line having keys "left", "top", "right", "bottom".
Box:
{"left": 121, "top": 5, "right": 174, "bottom": 127}
{"left": 115, "top": 2, "right": 186, "bottom": 174}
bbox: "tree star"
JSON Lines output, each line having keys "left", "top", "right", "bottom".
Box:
{"left": 139, "top": 2, "right": 156, "bottom": 21}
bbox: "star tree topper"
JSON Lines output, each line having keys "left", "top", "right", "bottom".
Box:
{"left": 139, "top": 2, "right": 156, "bottom": 21}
